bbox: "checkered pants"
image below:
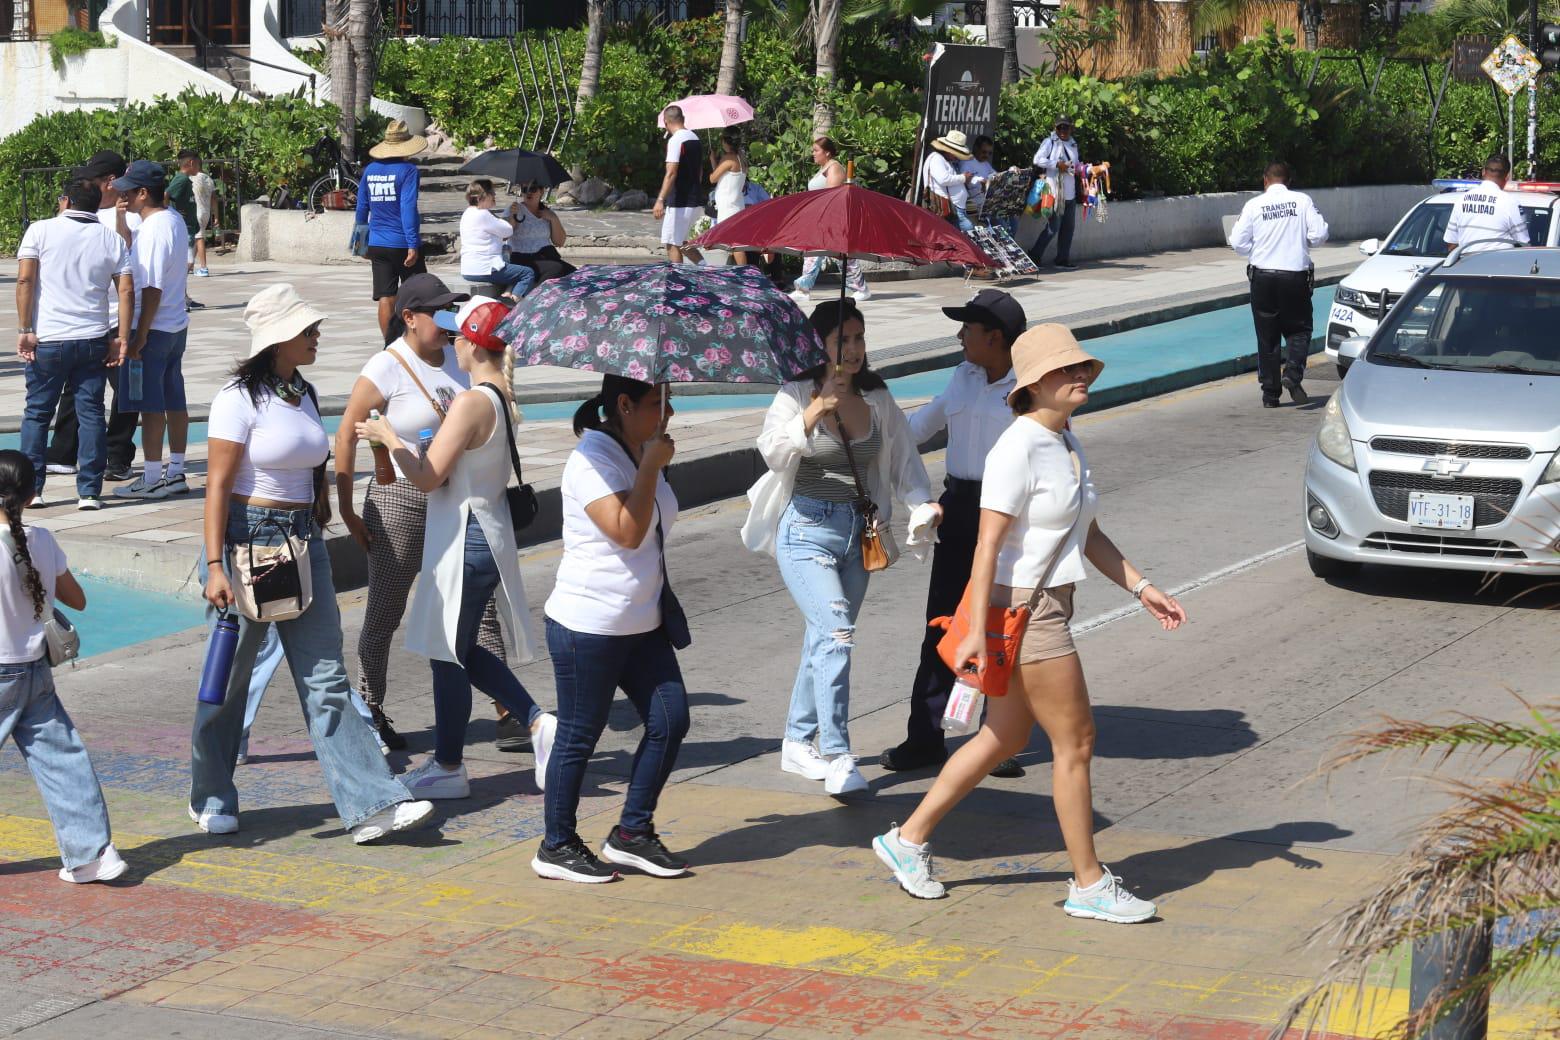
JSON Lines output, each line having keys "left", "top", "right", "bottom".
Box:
{"left": 357, "top": 478, "right": 506, "bottom": 710}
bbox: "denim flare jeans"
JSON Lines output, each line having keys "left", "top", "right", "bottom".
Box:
{"left": 542, "top": 619, "right": 689, "bottom": 849}
{"left": 431, "top": 514, "right": 542, "bottom": 765}
{"left": 0, "top": 657, "right": 114, "bottom": 870}
{"left": 776, "top": 495, "right": 870, "bottom": 758}
{"left": 191, "top": 504, "right": 413, "bottom": 828}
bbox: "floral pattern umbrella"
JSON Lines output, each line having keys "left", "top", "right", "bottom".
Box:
{"left": 494, "top": 263, "right": 829, "bottom": 384}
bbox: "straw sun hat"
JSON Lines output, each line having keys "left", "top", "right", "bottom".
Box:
{"left": 931, "top": 130, "right": 973, "bottom": 160}
{"left": 369, "top": 119, "right": 428, "bottom": 160}
{"left": 1007, "top": 323, "right": 1103, "bottom": 404}
{"left": 243, "top": 284, "right": 327, "bottom": 359}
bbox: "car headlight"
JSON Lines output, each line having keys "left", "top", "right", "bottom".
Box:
{"left": 1334, "top": 286, "right": 1370, "bottom": 309}
{"left": 1542, "top": 451, "right": 1560, "bottom": 485}
{"left": 1317, "top": 395, "right": 1357, "bottom": 471}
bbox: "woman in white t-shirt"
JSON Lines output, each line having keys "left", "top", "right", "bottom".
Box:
{"left": 459, "top": 180, "right": 535, "bottom": 298}
{"left": 334, "top": 273, "right": 511, "bottom": 752}
{"left": 0, "top": 449, "right": 124, "bottom": 883}
{"left": 532, "top": 375, "right": 690, "bottom": 885}
{"left": 873, "top": 324, "right": 1186, "bottom": 923}
{"left": 196, "top": 283, "right": 433, "bottom": 846}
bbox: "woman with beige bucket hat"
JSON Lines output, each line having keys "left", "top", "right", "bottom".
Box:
{"left": 873, "top": 323, "right": 1187, "bottom": 922}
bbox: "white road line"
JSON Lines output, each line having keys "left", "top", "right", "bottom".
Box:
{"left": 1072, "top": 540, "right": 1305, "bottom": 636}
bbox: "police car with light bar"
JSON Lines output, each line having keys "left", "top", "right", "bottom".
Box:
{"left": 1326, "top": 180, "right": 1560, "bottom": 376}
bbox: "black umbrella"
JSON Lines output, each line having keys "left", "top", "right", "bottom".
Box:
{"left": 459, "top": 149, "right": 570, "bottom": 188}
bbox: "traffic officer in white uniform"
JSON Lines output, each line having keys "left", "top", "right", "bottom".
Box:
{"left": 1228, "top": 161, "right": 1329, "bottom": 408}
{"left": 1444, "top": 155, "right": 1529, "bottom": 254}
{"left": 882, "top": 288, "right": 1028, "bottom": 780}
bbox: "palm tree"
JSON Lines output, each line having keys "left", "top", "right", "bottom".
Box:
{"left": 1274, "top": 701, "right": 1560, "bottom": 1039}
{"left": 988, "top": 0, "right": 1019, "bottom": 84}
{"left": 325, "top": 0, "right": 356, "bottom": 158}
{"left": 576, "top": 0, "right": 606, "bottom": 112}
{"left": 718, "top": 0, "right": 745, "bottom": 97}
{"left": 812, "top": 0, "right": 842, "bottom": 134}
{"left": 349, "top": 0, "right": 377, "bottom": 122}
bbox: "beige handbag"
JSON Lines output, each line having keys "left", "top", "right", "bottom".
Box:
{"left": 229, "top": 517, "right": 313, "bottom": 622}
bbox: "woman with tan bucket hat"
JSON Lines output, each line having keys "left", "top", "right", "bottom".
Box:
{"left": 193, "top": 283, "right": 435, "bottom": 845}
{"left": 355, "top": 119, "right": 429, "bottom": 338}
{"left": 873, "top": 323, "right": 1187, "bottom": 921}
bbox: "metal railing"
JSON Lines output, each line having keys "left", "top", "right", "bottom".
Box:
{"left": 1, "top": 0, "right": 37, "bottom": 41}
{"left": 189, "top": 0, "right": 317, "bottom": 99}
{"left": 19, "top": 156, "right": 246, "bottom": 243}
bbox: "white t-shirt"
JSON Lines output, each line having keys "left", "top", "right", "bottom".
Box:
{"left": 0, "top": 525, "right": 66, "bottom": 664}
{"left": 130, "top": 208, "right": 190, "bottom": 334}
{"left": 17, "top": 212, "right": 131, "bottom": 341}
{"left": 359, "top": 341, "right": 467, "bottom": 476}
{"left": 1444, "top": 180, "right": 1530, "bottom": 253}
{"left": 980, "top": 419, "right": 1097, "bottom": 589}
{"left": 97, "top": 207, "right": 142, "bottom": 238}
{"left": 961, "top": 158, "right": 996, "bottom": 212}
{"left": 208, "top": 382, "right": 330, "bottom": 503}
{"left": 459, "top": 206, "right": 514, "bottom": 277}
{"left": 546, "top": 429, "right": 679, "bottom": 636}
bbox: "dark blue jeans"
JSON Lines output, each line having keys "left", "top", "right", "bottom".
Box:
{"left": 21, "top": 336, "right": 109, "bottom": 497}
{"left": 431, "top": 514, "right": 540, "bottom": 765}
{"left": 542, "top": 617, "right": 689, "bottom": 848}
{"left": 1031, "top": 199, "right": 1077, "bottom": 265}
{"left": 468, "top": 263, "right": 537, "bottom": 298}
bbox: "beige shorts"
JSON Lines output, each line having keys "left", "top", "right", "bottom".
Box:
{"left": 994, "top": 583, "right": 1077, "bottom": 663}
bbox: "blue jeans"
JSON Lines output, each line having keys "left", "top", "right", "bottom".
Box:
{"left": 0, "top": 657, "right": 113, "bottom": 869}
{"left": 795, "top": 256, "right": 866, "bottom": 295}
{"left": 431, "top": 514, "right": 540, "bottom": 764}
{"left": 776, "top": 496, "right": 870, "bottom": 757}
{"left": 237, "top": 626, "right": 376, "bottom": 757}
{"left": 1031, "top": 199, "right": 1077, "bottom": 265}
{"left": 468, "top": 263, "right": 537, "bottom": 298}
{"left": 21, "top": 336, "right": 109, "bottom": 497}
{"left": 542, "top": 618, "right": 688, "bottom": 848}
{"left": 950, "top": 207, "right": 975, "bottom": 233}
{"left": 191, "top": 504, "right": 413, "bottom": 828}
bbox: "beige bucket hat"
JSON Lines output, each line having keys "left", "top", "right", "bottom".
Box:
{"left": 244, "top": 284, "right": 327, "bottom": 359}
{"left": 369, "top": 119, "right": 428, "bottom": 160}
{"left": 931, "top": 130, "right": 972, "bottom": 160}
{"left": 1007, "top": 323, "right": 1103, "bottom": 403}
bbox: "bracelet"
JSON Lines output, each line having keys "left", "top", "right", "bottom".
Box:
{"left": 1130, "top": 577, "right": 1152, "bottom": 599}
{"left": 207, "top": 558, "right": 223, "bottom": 567}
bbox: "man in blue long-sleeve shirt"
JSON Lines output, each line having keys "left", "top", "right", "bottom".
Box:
{"left": 354, "top": 120, "right": 427, "bottom": 337}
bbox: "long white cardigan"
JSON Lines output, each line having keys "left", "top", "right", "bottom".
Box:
{"left": 740, "top": 379, "right": 935, "bottom": 556}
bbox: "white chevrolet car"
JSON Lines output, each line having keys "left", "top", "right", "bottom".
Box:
{"left": 1326, "top": 181, "right": 1560, "bottom": 376}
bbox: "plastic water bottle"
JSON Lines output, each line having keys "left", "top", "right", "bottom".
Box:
{"left": 367, "top": 408, "right": 395, "bottom": 485}
{"left": 127, "top": 358, "right": 143, "bottom": 401}
{"left": 418, "top": 428, "right": 434, "bottom": 458}
{"left": 198, "top": 610, "right": 239, "bottom": 706}
{"left": 942, "top": 679, "right": 982, "bottom": 735}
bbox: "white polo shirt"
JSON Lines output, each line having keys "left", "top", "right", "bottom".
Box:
{"left": 1444, "top": 180, "right": 1530, "bottom": 253}
{"left": 909, "top": 362, "right": 1015, "bottom": 481}
{"left": 17, "top": 211, "right": 131, "bottom": 341}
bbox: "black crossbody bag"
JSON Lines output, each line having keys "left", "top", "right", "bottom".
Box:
{"left": 603, "top": 430, "right": 691, "bottom": 650}
{"left": 479, "top": 383, "right": 539, "bottom": 533}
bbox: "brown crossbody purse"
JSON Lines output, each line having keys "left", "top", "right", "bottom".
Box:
{"left": 837, "top": 418, "right": 899, "bottom": 572}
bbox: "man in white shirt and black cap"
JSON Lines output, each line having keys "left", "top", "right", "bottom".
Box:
{"left": 882, "top": 288, "right": 1027, "bottom": 778}
{"left": 1444, "top": 154, "right": 1530, "bottom": 254}
{"left": 1227, "top": 161, "right": 1329, "bottom": 408}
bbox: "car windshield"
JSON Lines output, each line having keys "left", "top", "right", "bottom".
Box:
{"left": 1368, "top": 276, "right": 1560, "bottom": 374}
{"left": 1382, "top": 200, "right": 1553, "bottom": 256}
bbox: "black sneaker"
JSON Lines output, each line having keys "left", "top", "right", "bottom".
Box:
{"left": 1056, "top": 261, "right": 1078, "bottom": 270}
{"left": 494, "top": 714, "right": 532, "bottom": 753}
{"left": 370, "top": 707, "right": 408, "bottom": 751}
{"left": 1262, "top": 398, "right": 1281, "bottom": 409}
{"left": 1282, "top": 376, "right": 1309, "bottom": 405}
{"left": 879, "top": 743, "right": 948, "bottom": 773}
{"left": 532, "top": 838, "right": 619, "bottom": 883}
{"left": 989, "top": 756, "right": 1026, "bottom": 778}
{"left": 105, "top": 464, "right": 138, "bottom": 482}
{"left": 601, "top": 827, "right": 689, "bottom": 878}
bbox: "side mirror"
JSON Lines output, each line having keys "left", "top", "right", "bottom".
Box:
{"left": 1359, "top": 238, "right": 1380, "bottom": 256}
{"left": 1338, "top": 336, "right": 1369, "bottom": 361}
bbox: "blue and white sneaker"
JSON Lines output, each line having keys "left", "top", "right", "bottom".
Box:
{"left": 1063, "top": 866, "right": 1156, "bottom": 924}
{"left": 873, "top": 824, "right": 946, "bottom": 900}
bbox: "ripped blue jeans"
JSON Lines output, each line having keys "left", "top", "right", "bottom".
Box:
{"left": 776, "top": 495, "right": 870, "bottom": 757}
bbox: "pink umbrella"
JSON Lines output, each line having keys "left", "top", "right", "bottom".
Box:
{"left": 656, "top": 94, "right": 755, "bottom": 130}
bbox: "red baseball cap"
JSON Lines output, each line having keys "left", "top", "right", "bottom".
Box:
{"left": 445, "top": 299, "right": 510, "bottom": 350}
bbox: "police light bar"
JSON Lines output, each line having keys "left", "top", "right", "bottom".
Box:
{"left": 1432, "top": 179, "right": 1480, "bottom": 191}
{"left": 1512, "top": 181, "right": 1560, "bottom": 194}
{"left": 1431, "top": 178, "right": 1560, "bottom": 195}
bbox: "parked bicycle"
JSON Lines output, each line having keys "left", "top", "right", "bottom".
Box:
{"left": 304, "top": 126, "right": 361, "bottom": 215}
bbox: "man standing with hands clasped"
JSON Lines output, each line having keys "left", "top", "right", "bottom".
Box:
{"left": 882, "top": 289, "right": 1028, "bottom": 779}
{"left": 1227, "top": 161, "right": 1328, "bottom": 409}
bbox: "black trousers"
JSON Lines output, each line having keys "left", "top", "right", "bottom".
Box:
{"left": 1248, "top": 268, "right": 1312, "bottom": 401}
{"left": 49, "top": 385, "right": 138, "bottom": 471}
{"left": 901, "top": 479, "right": 982, "bottom": 754}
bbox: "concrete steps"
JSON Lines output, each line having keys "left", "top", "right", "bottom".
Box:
{"left": 157, "top": 43, "right": 252, "bottom": 93}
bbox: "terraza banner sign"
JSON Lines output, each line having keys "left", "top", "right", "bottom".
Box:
{"left": 922, "top": 43, "right": 1004, "bottom": 149}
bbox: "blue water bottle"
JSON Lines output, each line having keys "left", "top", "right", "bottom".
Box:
{"left": 418, "top": 427, "right": 434, "bottom": 457}
{"left": 198, "top": 610, "right": 239, "bottom": 706}
{"left": 127, "top": 358, "right": 143, "bottom": 401}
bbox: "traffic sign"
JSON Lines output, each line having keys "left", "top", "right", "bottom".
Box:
{"left": 1482, "top": 34, "right": 1541, "bottom": 95}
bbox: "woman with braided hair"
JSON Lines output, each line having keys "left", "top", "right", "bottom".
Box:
{"left": 0, "top": 449, "right": 124, "bottom": 883}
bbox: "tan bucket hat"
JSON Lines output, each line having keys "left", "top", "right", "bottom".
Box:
{"left": 1007, "top": 323, "right": 1103, "bottom": 403}
{"left": 369, "top": 119, "right": 428, "bottom": 160}
{"left": 931, "top": 130, "right": 972, "bottom": 160}
{"left": 243, "top": 284, "right": 327, "bottom": 359}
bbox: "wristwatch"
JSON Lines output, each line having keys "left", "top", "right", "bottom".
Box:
{"left": 1130, "top": 577, "right": 1152, "bottom": 599}
{"left": 18, "top": 327, "right": 34, "bottom": 334}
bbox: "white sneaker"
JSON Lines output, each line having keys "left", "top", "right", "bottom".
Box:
{"left": 824, "top": 754, "right": 869, "bottom": 796}
{"left": 352, "top": 799, "right": 434, "bottom": 845}
{"left": 59, "top": 843, "right": 128, "bottom": 884}
{"left": 29, "top": 495, "right": 46, "bottom": 508}
{"left": 76, "top": 496, "right": 102, "bottom": 511}
{"left": 780, "top": 738, "right": 828, "bottom": 781}
{"left": 1063, "top": 866, "right": 1157, "bottom": 924}
{"left": 852, "top": 288, "right": 872, "bottom": 303}
{"left": 195, "top": 267, "right": 211, "bottom": 277}
{"left": 46, "top": 463, "right": 76, "bottom": 475}
{"left": 113, "top": 475, "right": 168, "bottom": 500}
{"left": 873, "top": 825, "right": 945, "bottom": 899}
{"left": 401, "top": 756, "right": 470, "bottom": 799}
{"left": 532, "top": 713, "right": 557, "bottom": 792}
{"left": 189, "top": 805, "right": 238, "bottom": 834}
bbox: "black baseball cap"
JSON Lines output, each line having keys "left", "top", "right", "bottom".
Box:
{"left": 79, "top": 150, "right": 127, "bottom": 179}
{"left": 942, "top": 289, "right": 1027, "bottom": 346}
{"left": 1055, "top": 115, "right": 1075, "bottom": 129}
{"left": 394, "top": 273, "right": 468, "bottom": 316}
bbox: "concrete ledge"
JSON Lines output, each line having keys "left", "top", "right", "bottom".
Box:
{"left": 237, "top": 205, "right": 358, "bottom": 263}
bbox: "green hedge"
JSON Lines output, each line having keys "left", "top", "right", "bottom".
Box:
{"left": 0, "top": 88, "right": 361, "bottom": 254}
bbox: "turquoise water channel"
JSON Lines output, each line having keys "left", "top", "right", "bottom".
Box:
{"left": 62, "top": 576, "right": 206, "bottom": 659}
